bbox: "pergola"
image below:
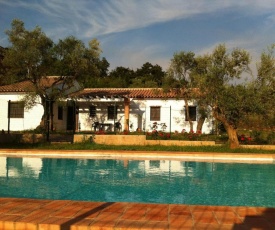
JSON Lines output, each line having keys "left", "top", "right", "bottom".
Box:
{"left": 69, "top": 88, "right": 178, "bottom": 132}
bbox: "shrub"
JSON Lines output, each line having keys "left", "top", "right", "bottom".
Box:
{"left": 238, "top": 134, "right": 253, "bottom": 145}
{"left": 251, "top": 130, "right": 268, "bottom": 144}
{"left": 267, "top": 132, "right": 275, "bottom": 144}
{"left": 146, "top": 130, "right": 171, "bottom": 140}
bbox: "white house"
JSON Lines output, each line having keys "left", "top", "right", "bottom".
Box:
{"left": 71, "top": 88, "right": 213, "bottom": 134}
{"left": 0, "top": 80, "right": 213, "bottom": 134}
{"left": 0, "top": 81, "right": 44, "bottom": 132}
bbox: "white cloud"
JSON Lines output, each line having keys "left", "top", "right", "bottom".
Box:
{"left": 1, "top": 0, "right": 274, "bottom": 72}
{"left": 3, "top": 0, "right": 275, "bottom": 38}
{"left": 81, "top": 0, "right": 275, "bottom": 37}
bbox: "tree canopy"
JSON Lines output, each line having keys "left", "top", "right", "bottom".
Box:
{"left": 254, "top": 45, "right": 275, "bottom": 128}
{"left": 4, "top": 19, "right": 54, "bottom": 85}
{"left": 166, "top": 51, "right": 199, "bottom": 132}
{"left": 2, "top": 19, "right": 104, "bottom": 131}
{"left": 165, "top": 44, "right": 269, "bottom": 148}
{"left": 133, "top": 62, "right": 165, "bottom": 87}
{"left": 191, "top": 45, "right": 253, "bottom": 148}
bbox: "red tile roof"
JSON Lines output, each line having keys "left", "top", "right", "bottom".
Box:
{"left": 72, "top": 88, "right": 184, "bottom": 99}
{"left": 0, "top": 79, "right": 192, "bottom": 99}
{"left": 0, "top": 77, "right": 69, "bottom": 93}
{"left": 0, "top": 80, "right": 34, "bottom": 92}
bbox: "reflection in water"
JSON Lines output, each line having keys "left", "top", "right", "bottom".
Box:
{"left": 0, "top": 157, "right": 274, "bottom": 207}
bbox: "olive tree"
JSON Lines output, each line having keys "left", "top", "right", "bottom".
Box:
{"left": 196, "top": 44, "right": 251, "bottom": 148}
{"left": 166, "top": 51, "right": 198, "bottom": 132}
{"left": 3, "top": 19, "right": 102, "bottom": 131}
{"left": 256, "top": 45, "right": 275, "bottom": 128}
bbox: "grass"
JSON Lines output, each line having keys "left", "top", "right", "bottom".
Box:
{"left": 0, "top": 142, "right": 274, "bottom": 153}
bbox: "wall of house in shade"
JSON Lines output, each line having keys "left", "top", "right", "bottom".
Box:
{"left": 76, "top": 97, "right": 126, "bottom": 133}
{"left": 0, "top": 93, "right": 43, "bottom": 132}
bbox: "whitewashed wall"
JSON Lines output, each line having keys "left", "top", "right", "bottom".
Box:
{"left": 76, "top": 98, "right": 213, "bottom": 134}
{"left": 0, "top": 93, "right": 212, "bottom": 133}
{"left": 131, "top": 99, "right": 213, "bottom": 134}
{"left": 0, "top": 93, "right": 44, "bottom": 132}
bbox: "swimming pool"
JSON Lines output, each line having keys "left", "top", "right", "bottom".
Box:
{"left": 0, "top": 156, "right": 274, "bottom": 207}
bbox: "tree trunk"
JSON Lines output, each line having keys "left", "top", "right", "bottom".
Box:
{"left": 50, "top": 100, "right": 54, "bottom": 131}
{"left": 196, "top": 116, "right": 205, "bottom": 133}
{"left": 213, "top": 108, "right": 240, "bottom": 149}
{"left": 226, "top": 125, "right": 239, "bottom": 149}
{"left": 184, "top": 99, "right": 194, "bottom": 133}
{"left": 41, "top": 96, "right": 55, "bottom": 136}
{"left": 40, "top": 97, "right": 47, "bottom": 131}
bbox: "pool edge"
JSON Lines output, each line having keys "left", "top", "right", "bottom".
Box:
{"left": 0, "top": 149, "right": 274, "bottom": 164}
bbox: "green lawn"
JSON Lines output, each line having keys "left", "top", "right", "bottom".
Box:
{"left": 0, "top": 142, "right": 274, "bottom": 153}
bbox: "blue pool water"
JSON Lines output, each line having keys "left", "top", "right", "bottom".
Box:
{"left": 0, "top": 156, "right": 275, "bottom": 207}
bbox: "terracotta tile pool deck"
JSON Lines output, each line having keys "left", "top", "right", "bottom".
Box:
{"left": 1, "top": 198, "right": 275, "bottom": 230}
{"left": 0, "top": 150, "right": 275, "bottom": 230}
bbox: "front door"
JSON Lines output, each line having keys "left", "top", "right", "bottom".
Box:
{"left": 67, "top": 105, "right": 79, "bottom": 131}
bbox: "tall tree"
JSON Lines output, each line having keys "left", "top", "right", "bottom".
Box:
{"left": 108, "top": 66, "right": 135, "bottom": 88}
{"left": 132, "top": 62, "right": 165, "bottom": 87}
{"left": 3, "top": 19, "right": 102, "bottom": 130}
{"left": 166, "top": 51, "right": 197, "bottom": 132}
{"left": 97, "top": 57, "right": 110, "bottom": 78}
{"left": 80, "top": 40, "right": 108, "bottom": 87}
{"left": 0, "top": 46, "right": 8, "bottom": 85}
{"left": 255, "top": 44, "right": 275, "bottom": 128}
{"left": 196, "top": 44, "right": 251, "bottom": 148}
{"left": 52, "top": 36, "right": 102, "bottom": 88}
{"left": 191, "top": 55, "right": 213, "bottom": 132}
{"left": 4, "top": 19, "right": 54, "bottom": 84}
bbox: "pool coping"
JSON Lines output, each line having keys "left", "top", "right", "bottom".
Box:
{"left": 0, "top": 149, "right": 274, "bottom": 164}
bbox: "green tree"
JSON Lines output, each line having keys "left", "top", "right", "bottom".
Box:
{"left": 191, "top": 55, "right": 213, "bottom": 132}
{"left": 107, "top": 66, "right": 135, "bottom": 88}
{"left": 3, "top": 19, "right": 102, "bottom": 131}
{"left": 196, "top": 44, "right": 251, "bottom": 148}
{"left": 166, "top": 51, "right": 197, "bottom": 132}
{"left": 79, "top": 42, "right": 109, "bottom": 88}
{"left": 0, "top": 46, "right": 8, "bottom": 85}
{"left": 132, "top": 62, "right": 165, "bottom": 87}
{"left": 3, "top": 19, "right": 54, "bottom": 84}
{"left": 52, "top": 36, "right": 102, "bottom": 88}
{"left": 97, "top": 57, "right": 110, "bottom": 78}
{"left": 256, "top": 44, "right": 275, "bottom": 128}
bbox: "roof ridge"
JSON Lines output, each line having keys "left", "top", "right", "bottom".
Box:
{"left": 83, "top": 88, "right": 162, "bottom": 90}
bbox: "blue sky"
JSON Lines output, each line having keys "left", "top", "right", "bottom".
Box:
{"left": 0, "top": 0, "right": 275, "bottom": 75}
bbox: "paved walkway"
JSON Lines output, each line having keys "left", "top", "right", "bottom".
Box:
{"left": 1, "top": 198, "right": 275, "bottom": 230}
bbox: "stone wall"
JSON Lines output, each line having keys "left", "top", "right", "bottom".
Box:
{"left": 73, "top": 134, "right": 216, "bottom": 146}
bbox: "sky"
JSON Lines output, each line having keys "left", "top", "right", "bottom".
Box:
{"left": 0, "top": 0, "right": 275, "bottom": 76}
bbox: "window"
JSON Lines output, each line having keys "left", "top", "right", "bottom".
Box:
{"left": 58, "top": 106, "right": 63, "bottom": 120}
{"left": 8, "top": 101, "right": 24, "bottom": 118}
{"left": 185, "top": 106, "right": 197, "bottom": 121}
{"left": 89, "top": 105, "right": 96, "bottom": 117}
{"left": 150, "top": 106, "right": 160, "bottom": 121}
{"left": 108, "top": 106, "right": 117, "bottom": 120}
